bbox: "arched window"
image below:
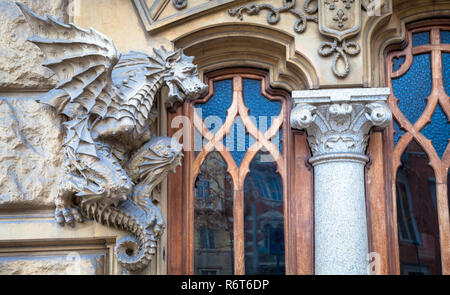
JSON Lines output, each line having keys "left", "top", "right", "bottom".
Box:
{"left": 166, "top": 68, "right": 313, "bottom": 275}
{"left": 385, "top": 20, "right": 450, "bottom": 275}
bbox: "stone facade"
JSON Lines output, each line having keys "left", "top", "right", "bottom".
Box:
{"left": 0, "top": 0, "right": 70, "bottom": 89}
{"left": 0, "top": 96, "right": 63, "bottom": 209}
{"left": 0, "top": 0, "right": 448, "bottom": 275}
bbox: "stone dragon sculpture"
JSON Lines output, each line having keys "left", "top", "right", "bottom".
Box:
{"left": 17, "top": 3, "right": 208, "bottom": 272}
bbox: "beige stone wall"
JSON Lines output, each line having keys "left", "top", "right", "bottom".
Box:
{"left": 0, "top": 96, "right": 63, "bottom": 209}
{"left": 0, "top": 0, "right": 146, "bottom": 275}
{"left": 0, "top": 0, "right": 447, "bottom": 275}
{"left": 0, "top": 0, "right": 70, "bottom": 89}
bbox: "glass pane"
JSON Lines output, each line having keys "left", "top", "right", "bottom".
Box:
{"left": 195, "top": 79, "right": 233, "bottom": 134}
{"left": 194, "top": 151, "right": 234, "bottom": 275}
{"left": 443, "top": 53, "right": 450, "bottom": 97}
{"left": 441, "top": 30, "right": 450, "bottom": 44}
{"left": 397, "top": 140, "right": 442, "bottom": 275}
{"left": 242, "top": 79, "right": 281, "bottom": 131}
{"left": 242, "top": 78, "right": 283, "bottom": 153}
{"left": 412, "top": 31, "right": 430, "bottom": 47}
{"left": 421, "top": 104, "right": 450, "bottom": 158}
{"left": 393, "top": 56, "right": 406, "bottom": 72}
{"left": 224, "top": 116, "right": 247, "bottom": 167}
{"left": 244, "top": 152, "right": 285, "bottom": 275}
{"left": 393, "top": 120, "right": 405, "bottom": 145}
{"left": 392, "top": 53, "right": 432, "bottom": 124}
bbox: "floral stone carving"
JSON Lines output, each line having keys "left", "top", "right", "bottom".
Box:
{"left": 229, "top": 0, "right": 386, "bottom": 78}
{"left": 17, "top": 3, "right": 208, "bottom": 272}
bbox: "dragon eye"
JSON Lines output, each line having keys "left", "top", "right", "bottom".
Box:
{"left": 182, "top": 66, "right": 196, "bottom": 74}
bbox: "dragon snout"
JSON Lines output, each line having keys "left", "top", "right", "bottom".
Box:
{"left": 187, "top": 82, "right": 209, "bottom": 100}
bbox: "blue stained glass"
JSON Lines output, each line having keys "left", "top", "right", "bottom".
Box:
{"left": 441, "top": 31, "right": 450, "bottom": 44}
{"left": 393, "top": 56, "right": 405, "bottom": 72}
{"left": 412, "top": 31, "right": 430, "bottom": 47}
{"left": 421, "top": 104, "right": 450, "bottom": 158}
{"left": 245, "top": 127, "right": 283, "bottom": 155}
{"left": 194, "top": 128, "right": 202, "bottom": 158}
{"left": 443, "top": 53, "right": 450, "bottom": 97}
{"left": 392, "top": 53, "right": 432, "bottom": 124}
{"left": 243, "top": 79, "right": 281, "bottom": 131}
{"left": 195, "top": 79, "right": 233, "bottom": 133}
{"left": 272, "top": 128, "right": 283, "bottom": 154}
{"left": 393, "top": 120, "right": 405, "bottom": 145}
{"left": 225, "top": 116, "right": 247, "bottom": 167}
{"left": 246, "top": 133, "right": 257, "bottom": 151}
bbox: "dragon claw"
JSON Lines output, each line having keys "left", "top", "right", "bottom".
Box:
{"left": 55, "top": 207, "right": 83, "bottom": 226}
{"left": 55, "top": 209, "right": 65, "bottom": 225}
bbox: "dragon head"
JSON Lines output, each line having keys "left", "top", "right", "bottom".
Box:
{"left": 156, "top": 47, "right": 209, "bottom": 104}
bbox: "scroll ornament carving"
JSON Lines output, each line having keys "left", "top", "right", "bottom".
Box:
{"left": 228, "top": 0, "right": 318, "bottom": 34}
{"left": 229, "top": 0, "right": 385, "bottom": 78}
{"left": 290, "top": 101, "right": 391, "bottom": 155}
{"left": 17, "top": 3, "right": 208, "bottom": 272}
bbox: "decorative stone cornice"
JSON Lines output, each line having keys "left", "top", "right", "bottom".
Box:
{"left": 290, "top": 88, "right": 391, "bottom": 159}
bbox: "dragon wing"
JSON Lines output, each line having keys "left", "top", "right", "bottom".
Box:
{"left": 17, "top": 3, "right": 120, "bottom": 157}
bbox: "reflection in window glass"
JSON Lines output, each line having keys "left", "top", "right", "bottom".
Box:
{"left": 244, "top": 152, "right": 285, "bottom": 275}
{"left": 194, "top": 152, "right": 234, "bottom": 275}
{"left": 397, "top": 141, "right": 442, "bottom": 275}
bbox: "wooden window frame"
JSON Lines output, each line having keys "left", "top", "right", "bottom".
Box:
{"left": 372, "top": 19, "right": 450, "bottom": 274}
{"left": 166, "top": 68, "right": 313, "bottom": 275}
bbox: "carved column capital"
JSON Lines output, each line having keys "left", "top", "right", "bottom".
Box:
{"left": 290, "top": 88, "right": 391, "bottom": 159}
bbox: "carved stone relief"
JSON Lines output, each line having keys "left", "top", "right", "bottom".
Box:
{"left": 228, "top": 0, "right": 318, "bottom": 34}
{"left": 228, "top": 0, "right": 386, "bottom": 78}
{"left": 291, "top": 101, "right": 391, "bottom": 155}
{"left": 16, "top": 3, "right": 208, "bottom": 272}
{"left": 0, "top": 97, "right": 64, "bottom": 209}
{"left": 290, "top": 88, "right": 392, "bottom": 156}
{"left": 172, "top": 0, "right": 188, "bottom": 9}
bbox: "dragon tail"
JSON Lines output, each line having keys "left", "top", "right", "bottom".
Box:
{"left": 80, "top": 200, "right": 156, "bottom": 272}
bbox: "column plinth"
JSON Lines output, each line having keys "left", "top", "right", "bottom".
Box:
{"left": 290, "top": 88, "right": 392, "bottom": 275}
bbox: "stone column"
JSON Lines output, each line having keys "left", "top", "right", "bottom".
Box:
{"left": 290, "top": 88, "right": 392, "bottom": 275}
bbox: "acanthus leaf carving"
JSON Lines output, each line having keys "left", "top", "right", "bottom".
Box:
{"left": 290, "top": 90, "right": 391, "bottom": 156}
{"left": 17, "top": 2, "right": 208, "bottom": 273}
